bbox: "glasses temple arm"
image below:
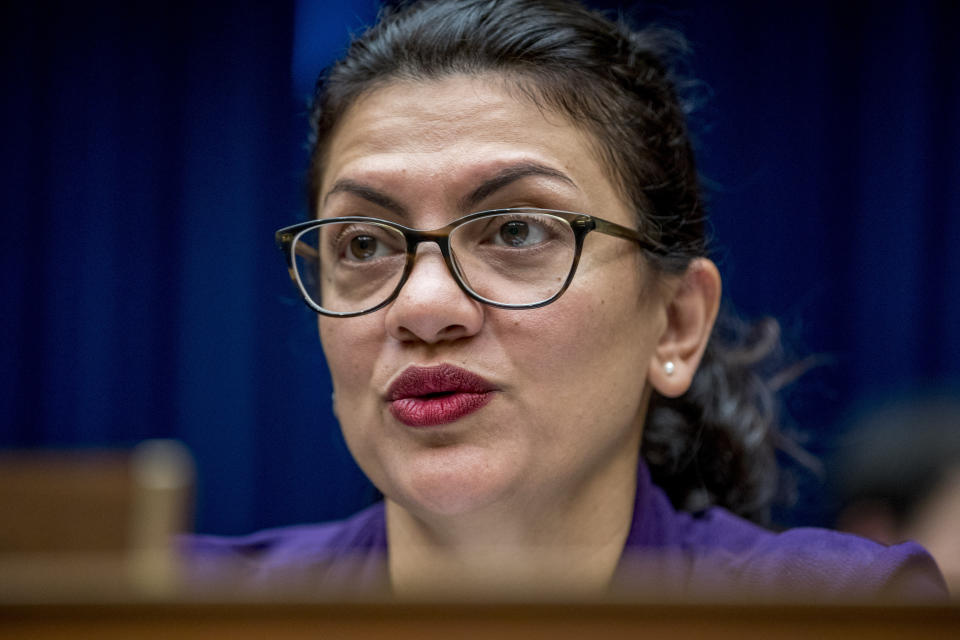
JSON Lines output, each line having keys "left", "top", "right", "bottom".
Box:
{"left": 294, "top": 243, "right": 318, "bottom": 260}
{"left": 591, "top": 217, "right": 667, "bottom": 255}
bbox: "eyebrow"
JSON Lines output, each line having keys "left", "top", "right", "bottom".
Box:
{"left": 323, "top": 180, "right": 409, "bottom": 217}
{"left": 458, "top": 161, "right": 577, "bottom": 211}
{"left": 322, "top": 161, "right": 577, "bottom": 218}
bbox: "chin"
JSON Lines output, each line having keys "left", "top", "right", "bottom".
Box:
{"left": 384, "top": 445, "right": 518, "bottom": 518}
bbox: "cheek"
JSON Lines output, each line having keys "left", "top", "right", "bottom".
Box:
{"left": 550, "top": 257, "right": 657, "bottom": 360}
{"left": 501, "top": 263, "right": 660, "bottom": 423}
{"left": 319, "top": 317, "right": 380, "bottom": 398}
{"left": 318, "top": 316, "right": 385, "bottom": 474}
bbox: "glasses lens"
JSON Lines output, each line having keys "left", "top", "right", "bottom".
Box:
{"left": 293, "top": 221, "right": 407, "bottom": 314}
{"left": 450, "top": 212, "right": 576, "bottom": 305}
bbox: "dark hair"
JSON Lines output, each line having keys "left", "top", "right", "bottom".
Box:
{"left": 308, "top": 0, "right": 789, "bottom": 523}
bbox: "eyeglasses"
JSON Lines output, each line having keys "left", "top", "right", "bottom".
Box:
{"left": 275, "top": 208, "right": 664, "bottom": 317}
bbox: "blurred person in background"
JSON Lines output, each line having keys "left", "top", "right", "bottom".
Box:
{"left": 833, "top": 393, "right": 960, "bottom": 596}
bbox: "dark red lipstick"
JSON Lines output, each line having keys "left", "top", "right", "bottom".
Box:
{"left": 387, "top": 364, "right": 496, "bottom": 427}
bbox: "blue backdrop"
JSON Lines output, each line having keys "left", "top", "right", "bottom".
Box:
{"left": 2, "top": 0, "right": 958, "bottom": 534}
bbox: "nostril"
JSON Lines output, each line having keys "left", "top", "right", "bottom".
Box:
{"left": 436, "top": 324, "right": 468, "bottom": 339}
{"left": 392, "top": 318, "right": 473, "bottom": 345}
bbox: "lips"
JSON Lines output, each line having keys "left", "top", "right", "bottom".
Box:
{"left": 387, "top": 364, "right": 497, "bottom": 427}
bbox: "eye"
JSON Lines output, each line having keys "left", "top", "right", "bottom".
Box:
{"left": 493, "top": 219, "right": 547, "bottom": 247}
{"left": 328, "top": 223, "right": 403, "bottom": 263}
{"left": 348, "top": 235, "right": 380, "bottom": 260}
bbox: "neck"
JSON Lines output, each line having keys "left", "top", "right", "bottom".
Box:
{"left": 385, "top": 445, "right": 640, "bottom": 599}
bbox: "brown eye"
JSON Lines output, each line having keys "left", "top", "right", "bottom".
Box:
{"left": 499, "top": 221, "right": 529, "bottom": 246}
{"left": 349, "top": 235, "right": 378, "bottom": 260}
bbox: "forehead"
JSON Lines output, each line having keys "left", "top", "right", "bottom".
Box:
{"left": 319, "top": 74, "right": 615, "bottom": 203}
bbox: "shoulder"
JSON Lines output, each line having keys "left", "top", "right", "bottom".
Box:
{"left": 184, "top": 501, "right": 386, "bottom": 560}
{"left": 179, "top": 502, "right": 387, "bottom": 591}
{"left": 678, "top": 507, "right": 947, "bottom": 600}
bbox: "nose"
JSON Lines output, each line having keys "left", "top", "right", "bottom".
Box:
{"left": 384, "top": 245, "right": 484, "bottom": 344}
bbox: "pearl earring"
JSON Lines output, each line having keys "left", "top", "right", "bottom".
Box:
{"left": 663, "top": 361, "right": 676, "bottom": 376}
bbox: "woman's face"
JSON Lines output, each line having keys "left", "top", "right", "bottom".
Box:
{"left": 317, "top": 75, "right": 670, "bottom": 518}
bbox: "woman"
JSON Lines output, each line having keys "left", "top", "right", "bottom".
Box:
{"left": 187, "top": 0, "right": 945, "bottom": 599}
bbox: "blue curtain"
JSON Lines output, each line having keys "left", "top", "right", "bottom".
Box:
{"left": 642, "top": 0, "right": 960, "bottom": 522}
{"left": 1, "top": 0, "right": 377, "bottom": 534}
{"left": 2, "top": 1, "right": 958, "bottom": 534}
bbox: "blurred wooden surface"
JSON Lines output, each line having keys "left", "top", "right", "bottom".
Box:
{"left": 1, "top": 600, "right": 958, "bottom": 639}
{"left": 2, "top": 448, "right": 955, "bottom": 637}
{"left": 0, "top": 450, "right": 132, "bottom": 552}
{"left": 0, "top": 444, "right": 194, "bottom": 598}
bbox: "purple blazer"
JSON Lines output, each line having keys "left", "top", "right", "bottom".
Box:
{"left": 183, "top": 462, "right": 947, "bottom": 599}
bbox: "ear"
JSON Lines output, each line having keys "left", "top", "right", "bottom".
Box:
{"left": 648, "top": 258, "right": 721, "bottom": 398}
